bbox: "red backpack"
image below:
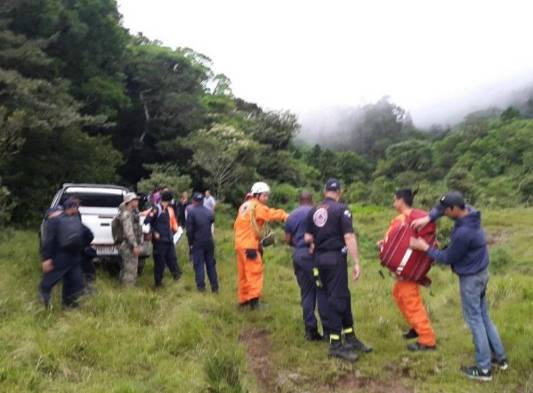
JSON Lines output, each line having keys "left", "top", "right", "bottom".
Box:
{"left": 379, "top": 209, "right": 436, "bottom": 286}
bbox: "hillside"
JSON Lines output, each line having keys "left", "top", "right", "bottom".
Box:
{"left": 0, "top": 206, "right": 531, "bottom": 393}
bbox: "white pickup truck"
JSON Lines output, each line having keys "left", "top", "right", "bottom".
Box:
{"left": 41, "top": 183, "right": 150, "bottom": 265}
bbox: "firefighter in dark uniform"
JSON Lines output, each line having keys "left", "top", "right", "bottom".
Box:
{"left": 305, "top": 179, "right": 372, "bottom": 362}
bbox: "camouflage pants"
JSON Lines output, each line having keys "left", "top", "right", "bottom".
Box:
{"left": 119, "top": 243, "right": 138, "bottom": 286}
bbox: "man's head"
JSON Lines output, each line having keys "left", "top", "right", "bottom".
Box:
{"left": 324, "top": 178, "right": 341, "bottom": 201}
{"left": 299, "top": 191, "right": 313, "bottom": 206}
{"left": 251, "top": 182, "right": 271, "bottom": 204}
{"left": 192, "top": 192, "right": 204, "bottom": 206}
{"left": 161, "top": 191, "right": 173, "bottom": 207}
{"left": 205, "top": 190, "right": 212, "bottom": 198}
{"left": 438, "top": 191, "right": 466, "bottom": 219}
{"left": 124, "top": 192, "right": 140, "bottom": 210}
{"left": 394, "top": 188, "right": 417, "bottom": 213}
{"left": 63, "top": 198, "right": 80, "bottom": 216}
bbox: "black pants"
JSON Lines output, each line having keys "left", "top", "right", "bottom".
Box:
{"left": 192, "top": 244, "right": 218, "bottom": 291}
{"left": 315, "top": 250, "right": 354, "bottom": 335}
{"left": 293, "top": 249, "right": 330, "bottom": 332}
{"left": 153, "top": 242, "right": 181, "bottom": 285}
{"left": 81, "top": 256, "right": 96, "bottom": 284}
{"left": 39, "top": 263, "right": 84, "bottom": 307}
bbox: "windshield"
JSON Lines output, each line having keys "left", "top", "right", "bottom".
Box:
{"left": 61, "top": 192, "right": 124, "bottom": 208}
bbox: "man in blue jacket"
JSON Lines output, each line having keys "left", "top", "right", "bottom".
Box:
{"left": 285, "top": 191, "right": 329, "bottom": 341}
{"left": 410, "top": 191, "right": 508, "bottom": 382}
{"left": 186, "top": 192, "right": 218, "bottom": 293}
{"left": 145, "top": 191, "right": 182, "bottom": 287}
{"left": 39, "top": 198, "right": 91, "bottom": 308}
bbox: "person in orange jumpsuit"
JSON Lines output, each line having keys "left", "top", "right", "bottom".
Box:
{"left": 234, "top": 182, "right": 288, "bottom": 310}
{"left": 378, "top": 188, "right": 437, "bottom": 351}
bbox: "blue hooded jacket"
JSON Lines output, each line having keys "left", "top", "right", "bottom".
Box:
{"left": 426, "top": 207, "right": 489, "bottom": 276}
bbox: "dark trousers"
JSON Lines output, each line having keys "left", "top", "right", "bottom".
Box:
{"left": 39, "top": 263, "right": 84, "bottom": 307}
{"left": 192, "top": 244, "right": 218, "bottom": 291}
{"left": 153, "top": 242, "right": 181, "bottom": 285}
{"left": 293, "top": 249, "right": 329, "bottom": 332}
{"left": 316, "top": 251, "right": 354, "bottom": 335}
{"left": 81, "top": 255, "right": 96, "bottom": 284}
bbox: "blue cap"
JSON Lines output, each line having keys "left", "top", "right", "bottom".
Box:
{"left": 325, "top": 178, "right": 341, "bottom": 192}
{"left": 192, "top": 192, "right": 204, "bottom": 202}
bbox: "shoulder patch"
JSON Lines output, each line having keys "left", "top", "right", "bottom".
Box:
{"left": 344, "top": 210, "right": 352, "bottom": 218}
{"left": 313, "top": 207, "right": 328, "bottom": 227}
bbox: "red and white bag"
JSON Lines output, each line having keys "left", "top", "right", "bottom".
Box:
{"left": 379, "top": 209, "right": 436, "bottom": 286}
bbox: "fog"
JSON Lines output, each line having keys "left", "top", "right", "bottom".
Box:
{"left": 119, "top": 0, "right": 533, "bottom": 142}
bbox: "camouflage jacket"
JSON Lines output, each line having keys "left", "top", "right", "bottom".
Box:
{"left": 119, "top": 203, "right": 143, "bottom": 248}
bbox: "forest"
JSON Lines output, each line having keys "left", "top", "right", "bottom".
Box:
{"left": 1, "top": 0, "right": 533, "bottom": 227}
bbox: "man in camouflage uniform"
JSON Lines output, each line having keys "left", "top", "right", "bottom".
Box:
{"left": 119, "top": 193, "right": 143, "bottom": 286}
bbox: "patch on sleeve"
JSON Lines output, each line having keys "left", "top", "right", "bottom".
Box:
{"left": 344, "top": 210, "right": 352, "bottom": 218}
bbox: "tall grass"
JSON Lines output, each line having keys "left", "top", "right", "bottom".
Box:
{"left": 0, "top": 208, "right": 531, "bottom": 392}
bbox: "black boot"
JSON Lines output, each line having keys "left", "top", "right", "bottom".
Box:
{"left": 344, "top": 330, "right": 373, "bottom": 353}
{"left": 403, "top": 328, "right": 419, "bottom": 340}
{"left": 249, "top": 298, "right": 260, "bottom": 310}
{"left": 304, "top": 327, "right": 323, "bottom": 341}
{"left": 328, "top": 337, "right": 358, "bottom": 362}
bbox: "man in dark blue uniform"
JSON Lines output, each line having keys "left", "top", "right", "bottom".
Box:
{"left": 187, "top": 192, "right": 218, "bottom": 293}
{"left": 39, "top": 198, "right": 91, "bottom": 308}
{"left": 145, "top": 191, "right": 181, "bottom": 287}
{"left": 285, "top": 191, "right": 329, "bottom": 341}
{"left": 305, "top": 179, "right": 372, "bottom": 361}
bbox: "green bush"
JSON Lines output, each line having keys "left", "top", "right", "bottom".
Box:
{"left": 490, "top": 247, "right": 515, "bottom": 273}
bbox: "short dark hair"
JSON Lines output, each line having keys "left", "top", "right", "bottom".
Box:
{"left": 161, "top": 191, "right": 173, "bottom": 202}
{"left": 395, "top": 188, "right": 418, "bottom": 207}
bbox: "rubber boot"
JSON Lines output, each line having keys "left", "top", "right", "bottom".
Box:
{"left": 343, "top": 328, "right": 373, "bottom": 353}
{"left": 328, "top": 335, "right": 358, "bottom": 362}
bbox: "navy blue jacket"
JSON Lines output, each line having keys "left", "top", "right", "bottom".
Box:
{"left": 41, "top": 214, "right": 91, "bottom": 269}
{"left": 427, "top": 207, "right": 489, "bottom": 276}
{"left": 186, "top": 204, "right": 214, "bottom": 249}
{"left": 145, "top": 205, "right": 175, "bottom": 243}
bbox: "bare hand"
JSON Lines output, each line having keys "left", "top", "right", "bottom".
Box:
{"left": 409, "top": 237, "right": 429, "bottom": 252}
{"left": 133, "top": 246, "right": 142, "bottom": 257}
{"left": 308, "top": 243, "right": 315, "bottom": 255}
{"left": 42, "top": 259, "right": 54, "bottom": 273}
{"left": 411, "top": 216, "right": 430, "bottom": 231}
{"left": 352, "top": 264, "right": 361, "bottom": 281}
{"left": 376, "top": 239, "right": 385, "bottom": 249}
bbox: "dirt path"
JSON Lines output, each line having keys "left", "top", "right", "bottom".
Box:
{"left": 240, "top": 328, "right": 275, "bottom": 393}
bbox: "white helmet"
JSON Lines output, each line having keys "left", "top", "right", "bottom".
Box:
{"left": 251, "top": 181, "right": 270, "bottom": 195}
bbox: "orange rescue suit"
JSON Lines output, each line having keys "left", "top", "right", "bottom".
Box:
{"left": 386, "top": 213, "right": 436, "bottom": 347}
{"left": 234, "top": 199, "right": 288, "bottom": 304}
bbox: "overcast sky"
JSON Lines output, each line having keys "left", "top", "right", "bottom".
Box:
{"left": 118, "top": 0, "right": 533, "bottom": 127}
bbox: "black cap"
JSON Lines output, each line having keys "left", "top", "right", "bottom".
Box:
{"left": 439, "top": 191, "right": 465, "bottom": 208}
{"left": 161, "top": 191, "right": 173, "bottom": 202}
{"left": 192, "top": 192, "right": 204, "bottom": 202}
{"left": 325, "top": 178, "right": 341, "bottom": 192}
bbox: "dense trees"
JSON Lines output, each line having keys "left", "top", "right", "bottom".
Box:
{"left": 1, "top": 0, "right": 532, "bottom": 225}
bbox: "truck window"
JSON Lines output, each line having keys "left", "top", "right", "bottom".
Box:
{"left": 60, "top": 192, "right": 124, "bottom": 208}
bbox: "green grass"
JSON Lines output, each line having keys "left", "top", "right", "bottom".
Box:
{"left": 0, "top": 207, "right": 531, "bottom": 392}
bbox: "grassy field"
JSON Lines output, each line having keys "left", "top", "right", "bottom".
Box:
{"left": 0, "top": 206, "right": 531, "bottom": 392}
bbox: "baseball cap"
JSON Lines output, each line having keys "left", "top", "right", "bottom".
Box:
{"left": 192, "top": 192, "right": 204, "bottom": 202}
{"left": 439, "top": 191, "right": 465, "bottom": 208}
{"left": 325, "top": 178, "right": 341, "bottom": 192}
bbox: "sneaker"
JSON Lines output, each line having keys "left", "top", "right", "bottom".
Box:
{"left": 492, "top": 358, "right": 509, "bottom": 371}
{"left": 407, "top": 342, "right": 437, "bottom": 352}
{"left": 249, "top": 298, "right": 261, "bottom": 310}
{"left": 173, "top": 274, "right": 181, "bottom": 281}
{"left": 462, "top": 366, "right": 492, "bottom": 382}
{"left": 344, "top": 333, "right": 373, "bottom": 353}
{"left": 329, "top": 340, "right": 358, "bottom": 362}
{"left": 403, "top": 328, "right": 419, "bottom": 340}
{"left": 304, "top": 327, "right": 323, "bottom": 341}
